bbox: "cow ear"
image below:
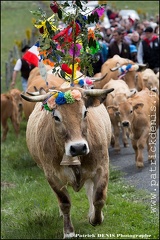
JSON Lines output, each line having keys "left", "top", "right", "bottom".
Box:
{"left": 83, "top": 89, "right": 114, "bottom": 108}
{"left": 84, "top": 96, "right": 101, "bottom": 108}
{"left": 133, "top": 103, "right": 144, "bottom": 110}
{"left": 107, "top": 105, "right": 119, "bottom": 114}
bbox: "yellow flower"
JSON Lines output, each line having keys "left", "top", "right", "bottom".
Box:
{"left": 34, "top": 15, "right": 58, "bottom": 38}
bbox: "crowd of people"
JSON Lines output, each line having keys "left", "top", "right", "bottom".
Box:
{"left": 94, "top": 8, "right": 159, "bottom": 74}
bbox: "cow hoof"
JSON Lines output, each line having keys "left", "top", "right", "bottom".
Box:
{"left": 89, "top": 213, "right": 104, "bottom": 226}
{"left": 64, "top": 232, "right": 75, "bottom": 239}
{"left": 115, "top": 148, "right": 121, "bottom": 153}
{"left": 136, "top": 162, "right": 144, "bottom": 168}
{"left": 124, "top": 143, "right": 129, "bottom": 148}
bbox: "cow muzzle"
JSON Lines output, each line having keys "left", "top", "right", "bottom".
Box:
{"left": 70, "top": 143, "right": 88, "bottom": 157}
{"left": 122, "top": 121, "right": 130, "bottom": 127}
{"left": 65, "top": 141, "right": 89, "bottom": 157}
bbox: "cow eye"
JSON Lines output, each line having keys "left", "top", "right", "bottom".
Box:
{"left": 54, "top": 116, "right": 61, "bottom": 122}
{"left": 116, "top": 111, "right": 120, "bottom": 116}
{"left": 130, "top": 110, "right": 133, "bottom": 114}
{"left": 84, "top": 110, "right": 88, "bottom": 118}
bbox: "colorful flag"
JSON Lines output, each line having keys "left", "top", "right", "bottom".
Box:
{"left": 22, "top": 42, "right": 41, "bottom": 67}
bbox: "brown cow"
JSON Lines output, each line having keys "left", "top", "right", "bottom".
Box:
{"left": 109, "top": 88, "right": 159, "bottom": 168}
{"left": 141, "top": 68, "right": 159, "bottom": 94}
{"left": 1, "top": 91, "right": 21, "bottom": 142}
{"left": 93, "top": 55, "right": 145, "bottom": 91}
{"left": 21, "top": 87, "right": 114, "bottom": 238}
{"left": 103, "top": 79, "right": 136, "bottom": 152}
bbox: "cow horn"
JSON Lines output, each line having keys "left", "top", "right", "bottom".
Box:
{"left": 84, "top": 88, "right": 114, "bottom": 96}
{"left": 90, "top": 72, "right": 108, "bottom": 81}
{"left": 137, "top": 63, "right": 147, "bottom": 67}
{"left": 26, "top": 87, "right": 47, "bottom": 96}
{"left": 110, "top": 62, "right": 121, "bottom": 71}
{"left": 21, "top": 92, "right": 51, "bottom": 102}
{"left": 26, "top": 91, "right": 40, "bottom": 96}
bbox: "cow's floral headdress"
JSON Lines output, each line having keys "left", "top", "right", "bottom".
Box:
{"left": 31, "top": 1, "right": 106, "bottom": 85}
{"left": 41, "top": 89, "right": 82, "bottom": 111}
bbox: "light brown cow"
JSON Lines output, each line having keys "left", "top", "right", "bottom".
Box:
{"left": 93, "top": 55, "right": 145, "bottom": 91}
{"left": 21, "top": 87, "right": 114, "bottom": 238}
{"left": 109, "top": 88, "right": 159, "bottom": 168}
{"left": 103, "top": 79, "right": 136, "bottom": 152}
{"left": 1, "top": 90, "right": 21, "bottom": 142}
{"left": 141, "top": 68, "right": 159, "bottom": 94}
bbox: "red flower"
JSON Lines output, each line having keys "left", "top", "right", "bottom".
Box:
{"left": 50, "top": 2, "right": 58, "bottom": 13}
{"left": 39, "top": 26, "right": 44, "bottom": 34}
{"left": 61, "top": 64, "right": 72, "bottom": 75}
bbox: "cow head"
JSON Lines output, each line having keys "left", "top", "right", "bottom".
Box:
{"left": 107, "top": 101, "right": 144, "bottom": 128}
{"left": 21, "top": 87, "right": 114, "bottom": 163}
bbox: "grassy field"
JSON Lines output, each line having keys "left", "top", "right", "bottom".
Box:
{"left": 1, "top": 1, "right": 159, "bottom": 239}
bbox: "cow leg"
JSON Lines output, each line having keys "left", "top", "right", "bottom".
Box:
{"left": 132, "top": 134, "right": 148, "bottom": 168}
{"left": 10, "top": 115, "right": 20, "bottom": 137}
{"left": 1, "top": 119, "right": 8, "bottom": 142}
{"left": 113, "top": 124, "right": 121, "bottom": 152}
{"left": 122, "top": 127, "right": 129, "bottom": 148}
{"left": 47, "top": 177, "right": 75, "bottom": 239}
{"left": 84, "top": 179, "right": 94, "bottom": 218}
{"left": 88, "top": 168, "right": 108, "bottom": 226}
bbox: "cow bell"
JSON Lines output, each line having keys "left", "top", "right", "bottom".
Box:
{"left": 60, "top": 154, "right": 81, "bottom": 165}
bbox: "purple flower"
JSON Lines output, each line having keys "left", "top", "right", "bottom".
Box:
{"left": 69, "top": 43, "right": 82, "bottom": 57}
{"left": 92, "top": 7, "right": 105, "bottom": 17}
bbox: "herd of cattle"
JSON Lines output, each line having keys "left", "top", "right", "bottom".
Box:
{"left": 1, "top": 55, "right": 159, "bottom": 238}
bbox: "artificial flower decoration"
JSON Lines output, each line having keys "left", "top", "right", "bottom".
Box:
{"left": 89, "top": 41, "right": 100, "bottom": 54}
{"left": 88, "top": 29, "right": 96, "bottom": 41}
{"left": 53, "top": 22, "right": 81, "bottom": 44}
{"left": 50, "top": 1, "right": 59, "bottom": 13}
{"left": 92, "top": 7, "right": 105, "bottom": 18}
{"left": 69, "top": 43, "right": 82, "bottom": 57}
{"left": 61, "top": 63, "right": 72, "bottom": 75}
{"left": 34, "top": 14, "right": 57, "bottom": 38}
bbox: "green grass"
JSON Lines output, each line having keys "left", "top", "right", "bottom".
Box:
{"left": 1, "top": 1, "right": 159, "bottom": 239}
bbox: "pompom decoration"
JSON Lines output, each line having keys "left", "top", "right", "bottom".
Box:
{"left": 55, "top": 92, "right": 66, "bottom": 105}
{"left": 118, "top": 64, "right": 139, "bottom": 79}
{"left": 85, "top": 78, "right": 93, "bottom": 85}
{"left": 71, "top": 89, "right": 82, "bottom": 100}
{"left": 64, "top": 91, "right": 75, "bottom": 104}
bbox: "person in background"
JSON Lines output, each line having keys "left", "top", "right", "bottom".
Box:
{"left": 107, "top": 28, "right": 131, "bottom": 59}
{"left": 11, "top": 45, "right": 35, "bottom": 92}
{"left": 135, "top": 23, "right": 145, "bottom": 39}
{"left": 129, "top": 44, "right": 138, "bottom": 62}
{"left": 137, "top": 26, "right": 159, "bottom": 73}
{"left": 130, "top": 31, "right": 141, "bottom": 48}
